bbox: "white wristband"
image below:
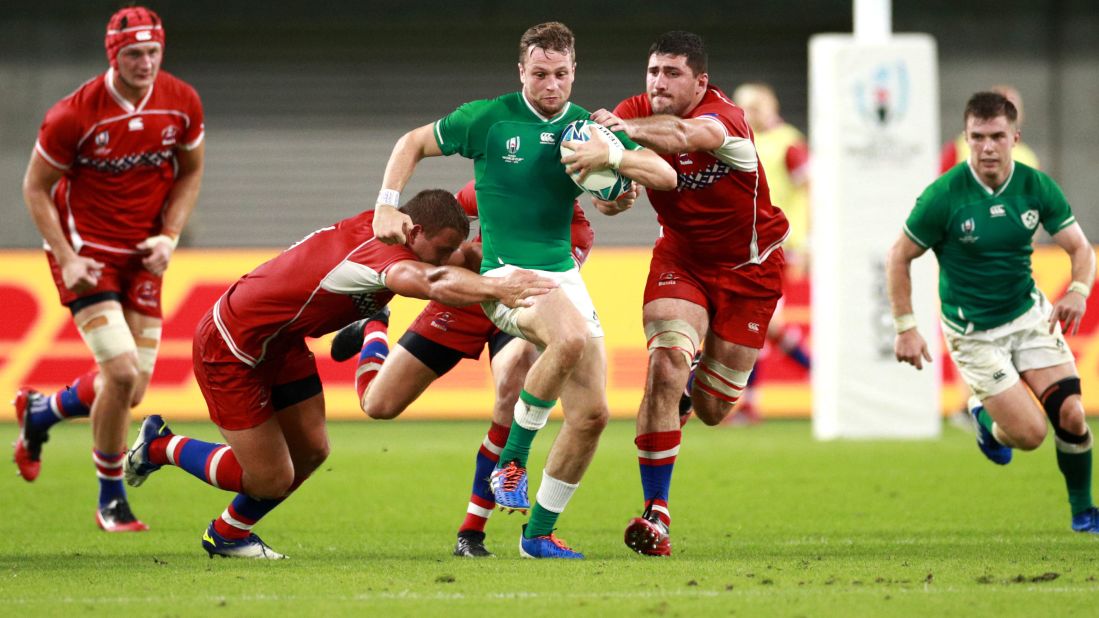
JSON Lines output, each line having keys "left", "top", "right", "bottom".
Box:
{"left": 377, "top": 189, "right": 400, "bottom": 208}
{"left": 141, "top": 234, "right": 178, "bottom": 251}
{"left": 893, "top": 313, "right": 918, "bottom": 334}
{"left": 607, "top": 146, "right": 623, "bottom": 171}
{"left": 1068, "top": 281, "right": 1091, "bottom": 299}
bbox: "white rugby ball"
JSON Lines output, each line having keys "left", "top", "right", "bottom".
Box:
{"left": 560, "top": 119, "right": 633, "bottom": 201}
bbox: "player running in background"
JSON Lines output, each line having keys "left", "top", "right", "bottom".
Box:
{"left": 14, "top": 6, "right": 204, "bottom": 532}
{"left": 329, "top": 180, "right": 599, "bottom": 557}
{"left": 371, "top": 22, "right": 675, "bottom": 558}
{"left": 123, "top": 190, "right": 554, "bottom": 559}
{"left": 729, "top": 82, "right": 812, "bottom": 424}
{"left": 591, "top": 30, "right": 789, "bottom": 555}
{"left": 889, "top": 91, "right": 1098, "bottom": 534}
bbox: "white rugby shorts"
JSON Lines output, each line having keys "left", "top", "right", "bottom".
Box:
{"left": 480, "top": 265, "right": 603, "bottom": 340}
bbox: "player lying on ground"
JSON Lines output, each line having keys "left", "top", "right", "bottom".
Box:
{"left": 15, "top": 5, "right": 205, "bottom": 532}
{"left": 122, "top": 190, "right": 554, "bottom": 559}
{"left": 889, "top": 91, "right": 1099, "bottom": 534}
{"left": 329, "top": 180, "right": 602, "bottom": 558}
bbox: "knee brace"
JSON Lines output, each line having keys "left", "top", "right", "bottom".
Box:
{"left": 77, "top": 308, "right": 137, "bottom": 365}
{"left": 644, "top": 319, "right": 700, "bottom": 365}
{"left": 134, "top": 326, "right": 162, "bottom": 374}
{"left": 694, "top": 355, "right": 751, "bottom": 405}
{"left": 1041, "top": 377, "right": 1087, "bottom": 444}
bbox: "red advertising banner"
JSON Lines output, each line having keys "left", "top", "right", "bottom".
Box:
{"left": 0, "top": 247, "right": 1093, "bottom": 421}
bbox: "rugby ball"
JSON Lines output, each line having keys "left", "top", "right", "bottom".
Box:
{"left": 560, "top": 119, "right": 633, "bottom": 201}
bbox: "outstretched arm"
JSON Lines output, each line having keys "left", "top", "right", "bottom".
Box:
{"left": 374, "top": 123, "right": 443, "bottom": 244}
{"left": 561, "top": 126, "right": 677, "bottom": 191}
{"left": 1050, "top": 222, "right": 1096, "bottom": 335}
{"left": 384, "top": 261, "right": 556, "bottom": 308}
{"left": 886, "top": 232, "right": 933, "bottom": 370}
{"left": 591, "top": 108, "right": 725, "bottom": 155}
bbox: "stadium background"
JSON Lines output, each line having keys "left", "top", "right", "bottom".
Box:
{"left": 1, "top": 1, "right": 1098, "bottom": 420}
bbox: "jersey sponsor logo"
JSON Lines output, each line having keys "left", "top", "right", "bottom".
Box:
{"left": 748, "top": 322, "right": 760, "bottom": 333}
{"left": 992, "top": 369, "right": 1006, "bottom": 382}
{"left": 540, "top": 132, "right": 556, "bottom": 145}
{"left": 76, "top": 147, "right": 175, "bottom": 174}
{"left": 430, "top": 311, "right": 454, "bottom": 332}
{"left": 989, "top": 204, "right": 1006, "bottom": 218}
{"left": 1021, "top": 210, "right": 1039, "bottom": 230}
{"left": 135, "top": 280, "right": 160, "bottom": 308}
{"left": 959, "top": 218, "right": 979, "bottom": 244}
{"left": 678, "top": 161, "right": 731, "bottom": 191}
{"left": 128, "top": 117, "right": 144, "bottom": 132}
{"left": 657, "top": 271, "right": 679, "bottom": 287}
{"left": 502, "top": 136, "right": 524, "bottom": 164}
{"left": 678, "top": 153, "right": 694, "bottom": 165}
{"left": 161, "top": 125, "right": 178, "bottom": 146}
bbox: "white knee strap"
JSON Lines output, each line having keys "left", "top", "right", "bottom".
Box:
{"left": 644, "top": 319, "right": 700, "bottom": 365}
{"left": 77, "top": 308, "right": 137, "bottom": 364}
{"left": 695, "top": 355, "right": 751, "bottom": 403}
{"left": 135, "top": 326, "right": 162, "bottom": 374}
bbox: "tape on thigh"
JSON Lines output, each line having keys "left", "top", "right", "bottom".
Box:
{"left": 694, "top": 355, "right": 751, "bottom": 404}
{"left": 77, "top": 308, "right": 136, "bottom": 364}
{"left": 134, "top": 326, "right": 162, "bottom": 374}
{"left": 644, "top": 319, "right": 700, "bottom": 365}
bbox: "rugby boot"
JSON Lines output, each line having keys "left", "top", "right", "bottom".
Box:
{"left": 519, "top": 524, "right": 583, "bottom": 559}
{"left": 12, "top": 388, "right": 48, "bottom": 482}
{"left": 202, "top": 521, "right": 286, "bottom": 559}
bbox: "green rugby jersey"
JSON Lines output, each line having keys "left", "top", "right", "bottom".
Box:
{"left": 903, "top": 162, "right": 1076, "bottom": 333}
{"left": 434, "top": 92, "right": 639, "bottom": 272}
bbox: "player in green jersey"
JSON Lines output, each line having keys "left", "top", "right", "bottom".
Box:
{"left": 887, "top": 91, "right": 1099, "bottom": 533}
{"left": 371, "top": 22, "right": 676, "bottom": 558}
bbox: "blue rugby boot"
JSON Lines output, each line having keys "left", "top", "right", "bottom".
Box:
{"left": 489, "top": 459, "right": 529, "bottom": 513}
{"left": 519, "top": 524, "right": 584, "bottom": 559}
{"left": 1071, "top": 507, "right": 1099, "bottom": 534}
{"left": 124, "top": 415, "right": 172, "bottom": 487}
{"left": 202, "top": 521, "right": 286, "bottom": 559}
{"left": 968, "top": 397, "right": 1012, "bottom": 465}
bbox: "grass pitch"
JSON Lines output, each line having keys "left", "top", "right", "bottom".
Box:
{"left": 2, "top": 418, "right": 1098, "bottom": 616}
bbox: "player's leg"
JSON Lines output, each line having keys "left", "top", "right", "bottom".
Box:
{"left": 689, "top": 337, "right": 761, "bottom": 426}
{"left": 455, "top": 334, "right": 533, "bottom": 557}
{"left": 625, "top": 298, "right": 707, "bottom": 556}
{"left": 122, "top": 308, "right": 163, "bottom": 408}
{"left": 518, "top": 335, "right": 607, "bottom": 559}
{"left": 359, "top": 343, "right": 445, "bottom": 420}
{"left": 341, "top": 310, "right": 393, "bottom": 412}
{"left": 489, "top": 287, "right": 589, "bottom": 509}
{"left": 64, "top": 298, "right": 148, "bottom": 531}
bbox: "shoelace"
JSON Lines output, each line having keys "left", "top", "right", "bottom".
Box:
{"left": 546, "top": 533, "right": 574, "bottom": 551}
{"left": 500, "top": 462, "right": 523, "bottom": 492}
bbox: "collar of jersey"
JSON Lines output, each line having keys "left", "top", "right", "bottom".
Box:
{"left": 520, "top": 93, "right": 571, "bottom": 123}
{"left": 966, "top": 159, "right": 1015, "bottom": 197}
{"left": 105, "top": 67, "right": 155, "bottom": 115}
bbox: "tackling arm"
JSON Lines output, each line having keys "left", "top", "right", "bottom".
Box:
{"left": 886, "top": 232, "right": 933, "bottom": 369}
{"left": 384, "top": 261, "right": 555, "bottom": 309}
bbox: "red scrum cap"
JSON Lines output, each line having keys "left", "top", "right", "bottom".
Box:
{"left": 104, "top": 6, "right": 165, "bottom": 68}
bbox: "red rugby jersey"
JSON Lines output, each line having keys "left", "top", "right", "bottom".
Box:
{"left": 213, "top": 210, "right": 417, "bottom": 367}
{"left": 35, "top": 68, "right": 204, "bottom": 254}
{"left": 614, "top": 86, "right": 788, "bottom": 267}
{"left": 454, "top": 180, "right": 595, "bottom": 267}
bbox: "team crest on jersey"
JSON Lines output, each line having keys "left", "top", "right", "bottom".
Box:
{"left": 128, "top": 117, "right": 144, "bottom": 132}
{"left": 430, "top": 311, "right": 454, "bottom": 332}
{"left": 161, "top": 125, "right": 178, "bottom": 146}
{"left": 959, "top": 218, "right": 979, "bottom": 243}
{"left": 95, "top": 131, "right": 110, "bottom": 147}
{"left": 1021, "top": 209, "right": 1039, "bottom": 230}
{"left": 502, "top": 136, "right": 524, "bottom": 164}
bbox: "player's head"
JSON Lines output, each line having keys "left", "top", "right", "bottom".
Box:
{"left": 963, "top": 91, "right": 1020, "bottom": 185}
{"left": 518, "top": 22, "right": 576, "bottom": 117}
{"left": 400, "top": 190, "right": 470, "bottom": 266}
{"left": 990, "top": 84, "right": 1026, "bottom": 127}
{"left": 105, "top": 6, "right": 164, "bottom": 90}
{"left": 646, "top": 31, "right": 709, "bottom": 117}
{"left": 732, "top": 82, "right": 780, "bottom": 133}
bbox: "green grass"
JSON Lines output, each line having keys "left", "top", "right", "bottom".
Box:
{"left": 2, "top": 419, "right": 1098, "bottom": 616}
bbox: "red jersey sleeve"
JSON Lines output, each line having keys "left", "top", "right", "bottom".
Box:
{"left": 35, "top": 99, "right": 83, "bottom": 171}
{"left": 454, "top": 180, "right": 478, "bottom": 218}
{"left": 179, "top": 82, "right": 205, "bottom": 150}
{"left": 691, "top": 89, "right": 750, "bottom": 141}
{"left": 569, "top": 201, "right": 595, "bottom": 267}
{"left": 613, "top": 94, "right": 649, "bottom": 121}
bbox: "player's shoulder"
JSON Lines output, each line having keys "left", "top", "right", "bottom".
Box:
{"left": 154, "top": 70, "right": 202, "bottom": 102}
{"left": 693, "top": 86, "right": 740, "bottom": 118}
{"left": 920, "top": 163, "right": 969, "bottom": 204}
{"left": 42, "top": 73, "right": 107, "bottom": 125}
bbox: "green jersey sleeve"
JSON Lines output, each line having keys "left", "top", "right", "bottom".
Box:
{"left": 903, "top": 184, "right": 948, "bottom": 249}
{"left": 434, "top": 99, "right": 492, "bottom": 158}
{"left": 1036, "top": 171, "right": 1076, "bottom": 235}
